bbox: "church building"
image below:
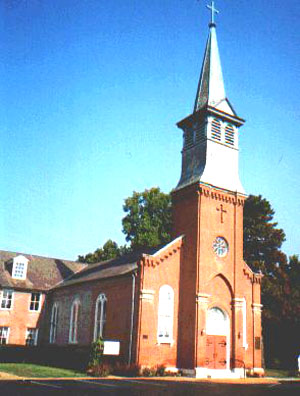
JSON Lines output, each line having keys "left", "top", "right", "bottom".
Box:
{"left": 0, "top": 2, "right": 263, "bottom": 378}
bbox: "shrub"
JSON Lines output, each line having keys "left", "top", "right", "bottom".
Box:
{"left": 156, "top": 364, "right": 166, "bottom": 376}
{"left": 88, "top": 363, "right": 112, "bottom": 377}
{"left": 141, "top": 366, "right": 157, "bottom": 377}
{"left": 87, "top": 337, "right": 105, "bottom": 375}
{"left": 113, "top": 362, "right": 140, "bottom": 377}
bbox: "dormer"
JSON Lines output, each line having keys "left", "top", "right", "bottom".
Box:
{"left": 12, "top": 255, "right": 29, "bottom": 280}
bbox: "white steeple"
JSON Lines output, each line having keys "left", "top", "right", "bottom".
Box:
{"left": 194, "top": 2, "right": 235, "bottom": 115}
{"left": 175, "top": 2, "right": 245, "bottom": 194}
{"left": 194, "top": 25, "right": 226, "bottom": 111}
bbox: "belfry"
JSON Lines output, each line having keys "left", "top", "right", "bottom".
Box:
{"left": 172, "top": 1, "right": 264, "bottom": 377}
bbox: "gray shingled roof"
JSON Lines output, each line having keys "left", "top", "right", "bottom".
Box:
{"left": 0, "top": 250, "right": 87, "bottom": 291}
{"left": 0, "top": 244, "right": 170, "bottom": 292}
{"left": 53, "top": 251, "right": 144, "bottom": 289}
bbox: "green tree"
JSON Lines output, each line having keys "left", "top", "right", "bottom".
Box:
{"left": 261, "top": 254, "right": 300, "bottom": 369}
{"left": 122, "top": 187, "right": 172, "bottom": 251}
{"left": 77, "top": 187, "right": 171, "bottom": 263}
{"left": 243, "top": 194, "right": 286, "bottom": 274}
{"left": 78, "top": 239, "right": 124, "bottom": 264}
{"left": 244, "top": 195, "right": 300, "bottom": 369}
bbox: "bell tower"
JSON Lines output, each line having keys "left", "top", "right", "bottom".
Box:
{"left": 172, "top": 2, "right": 263, "bottom": 378}
{"left": 175, "top": 1, "right": 245, "bottom": 194}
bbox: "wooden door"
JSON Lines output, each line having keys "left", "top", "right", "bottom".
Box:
{"left": 206, "top": 335, "right": 227, "bottom": 369}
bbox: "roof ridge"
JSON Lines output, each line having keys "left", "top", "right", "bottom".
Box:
{"left": 0, "top": 249, "right": 78, "bottom": 263}
{"left": 51, "top": 263, "right": 88, "bottom": 289}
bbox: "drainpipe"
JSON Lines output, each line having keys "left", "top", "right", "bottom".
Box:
{"left": 128, "top": 271, "right": 136, "bottom": 365}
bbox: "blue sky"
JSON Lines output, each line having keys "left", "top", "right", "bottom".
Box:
{"left": 0, "top": 0, "right": 299, "bottom": 260}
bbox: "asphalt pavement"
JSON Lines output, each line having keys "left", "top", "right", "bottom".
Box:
{"left": 0, "top": 378, "right": 299, "bottom": 396}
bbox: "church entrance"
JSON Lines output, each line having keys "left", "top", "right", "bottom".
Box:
{"left": 206, "top": 307, "right": 229, "bottom": 370}
{"left": 206, "top": 335, "right": 227, "bottom": 369}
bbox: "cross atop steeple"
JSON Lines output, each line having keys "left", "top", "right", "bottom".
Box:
{"left": 206, "top": 1, "right": 219, "bottom": 26}
{"left": 193, "top": 0, "right": 225, "bottom": 112}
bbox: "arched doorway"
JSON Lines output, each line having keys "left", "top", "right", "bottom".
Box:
{"left": 206, "top": 307, "right": 229, "bottom": 370}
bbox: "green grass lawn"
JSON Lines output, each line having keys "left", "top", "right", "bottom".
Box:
{"left": 0, "top": 363, "right": 86, "bottom": 378}
{"left": 265, "top": 368, "right": 298, "bottom": 378}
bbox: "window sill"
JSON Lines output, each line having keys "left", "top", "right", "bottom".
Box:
{"left": 12, "top": 277, "right": 27, "bottom": 281}
{"left": 157, "top": 339, "right": 174, "bottom": 346}
{"left": 0, "top": 307, "right": 12, "bottom": 311}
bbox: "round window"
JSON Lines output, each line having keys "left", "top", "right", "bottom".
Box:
{"left": 213, "top": 237, "right": 228, "bottom": 257}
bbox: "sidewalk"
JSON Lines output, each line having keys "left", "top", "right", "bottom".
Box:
{"left": 0, "top": 371, "right": 21, "bottom": 380}
{"left": 0, "top": 372, "right": 299, "bottom": 384}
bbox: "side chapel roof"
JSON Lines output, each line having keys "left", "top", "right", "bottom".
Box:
{"left": 0, "top": 237, "right": 184, "bottom": 292}
{"left": 57, "top": 235, "right": 184, "bottom": 288}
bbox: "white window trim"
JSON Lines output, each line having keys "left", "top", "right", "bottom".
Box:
{"left": 12, "top": 255, "right": 29, "bottom": 280}
{"left": 0, "top": 326, "right": 10, "bottom": 345}
{"left": 29, "top": 292, "right": 42, "bottom": 312}
{"left": 49, "top": 303, "right": 59, "bottom": 344}
{"left": 69, "top": 298, "right": 80, "bottom": 344}
{"left": 157, "top": 285, "right": 174, "bottom": 344}
{"left": 0, "top": 289, "right": 14, "bottom": 311}
{"left": 25, "top": 328, "right": 39, "bottom": 346}
{"left": 242, "top": 298, "right": 248, "bottom": 349}
{"left": 93, "top": 293, "right": 107, "bottom": 341}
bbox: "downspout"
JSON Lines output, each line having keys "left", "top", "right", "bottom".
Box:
{"left": 128, "top": 271, "right": 136, "bottom": 365}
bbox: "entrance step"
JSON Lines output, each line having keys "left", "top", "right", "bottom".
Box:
{"left": 195, "top": 368, "right": 245, "bottom": 379}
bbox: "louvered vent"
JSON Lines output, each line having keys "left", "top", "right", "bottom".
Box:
{"left": 211, "top": 119, "right": 221, "bottom": 141}
{"left": 195, "top": 123, "right": 206, "bottom": 144}
{"left": 225, "top": 124, "right": 235, "bottom": 146}
{"left": 184, "top": 129, "right": 194, "bottom": 149}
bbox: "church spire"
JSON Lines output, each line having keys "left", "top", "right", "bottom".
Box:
{"left": 174, "top": 1, "right": 245, "bottom": 194}
{"left": 194, "top": 1, "right": 228, "bottom": 113}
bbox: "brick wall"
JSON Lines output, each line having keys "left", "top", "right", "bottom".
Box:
{"left": 172, "top": 182, "right": 263, "bottom": 371}
{"left": 136, "top": 239, "right": 182, "bottom": 369}
{"left": 0, "top": 289, "right": 46, "bottom": 345}
{"left": 45, "top": 274, "right": 135, "bottom": 363}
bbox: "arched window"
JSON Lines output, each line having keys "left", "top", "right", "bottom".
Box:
{"left": 206, "top": 307, "right": 228, "bottom": 335}
{"left": 157, "top": 285, "right": 174, "bottom": 343}
{"left": 225, "top": 124, "right": 235, "bottom": 146}
{"left": 69, "top": 298, "right": 80, "bottom": 344}
{"left": 94, "top": 293, "right": 107, "bottom": 341}
{"left": 211, "top": 119, "right": 221, "bottom": 141}
{"left": 49, "top": 303, "right": 59, "bottom": 344}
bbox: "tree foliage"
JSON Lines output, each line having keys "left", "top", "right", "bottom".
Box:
{"left": 243, "top": 194, "right": 286, "bottom": 274}
{"left": 244, "top": 194, "right": 300, "bottom": 368}
{"left": 78, "top": 239, "right": 127, "bottom": 264}
{"left": 78, "top": 187, "right": 172, "bottom": 263}
{"left": 122, "top": 187, "right": 172, "bottom": 251}
{"left": 243, "top": 195, "right": 300, "bottom": 322}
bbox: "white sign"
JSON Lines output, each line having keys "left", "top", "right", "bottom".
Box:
{"left": 103, "top": 341, "right": 120, "bottom": 356}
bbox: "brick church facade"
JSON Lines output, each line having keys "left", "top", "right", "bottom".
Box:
{"left": 0, "top": 4, "right": 264, "bottom": 378}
